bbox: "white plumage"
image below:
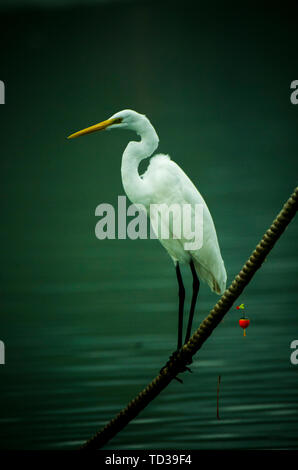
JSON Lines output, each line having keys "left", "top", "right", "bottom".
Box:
{"left": 142, "top": 153, "right": 226, "bottom": 294}
{"left": 111, "top": 109, "right": 227, "bottom": 295}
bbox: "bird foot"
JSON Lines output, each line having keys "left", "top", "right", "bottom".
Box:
{"left": 159, "top": 349, "right": 193, "bottom": 383}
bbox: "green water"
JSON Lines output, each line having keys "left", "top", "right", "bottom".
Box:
{"left": 0, "top": 2, "right": 297, "bottom": 450}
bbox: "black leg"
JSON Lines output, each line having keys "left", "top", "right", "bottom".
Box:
{"left": 184, "top": 260, "right": 200, "bottom": 344}
{"left": 175, "top": 262, "right": 185, "bottom": 350}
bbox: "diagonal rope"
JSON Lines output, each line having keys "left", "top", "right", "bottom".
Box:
{"left": 80, "top": 186, "right": 298, "bottom": 450}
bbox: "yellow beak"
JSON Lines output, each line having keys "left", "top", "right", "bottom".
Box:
{"left": 67, "top": 117, "right": 121, "bottom": 139}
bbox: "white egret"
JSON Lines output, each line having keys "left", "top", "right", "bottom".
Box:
{"left": 68, "top": 109, "right": 227, "bottom": 350}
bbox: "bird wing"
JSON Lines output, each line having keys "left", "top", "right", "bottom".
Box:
{"left": 142, "top": 154, "right": 227, "bottom": 294}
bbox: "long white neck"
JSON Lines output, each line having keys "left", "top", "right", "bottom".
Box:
{"left": 121, "top": 118, "right": 159, "bottom": 204}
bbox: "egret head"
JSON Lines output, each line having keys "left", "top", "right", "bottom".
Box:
{"left": 67, "top": 109, "right": 148, "bottom": 139}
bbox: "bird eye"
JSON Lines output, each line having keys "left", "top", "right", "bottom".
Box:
{"left": 113, "top": 118, "right": 123, "bottom": 124}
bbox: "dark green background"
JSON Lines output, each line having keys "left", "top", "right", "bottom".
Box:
{"left": 0, "top": 0, "right": 297, "bottom": 450}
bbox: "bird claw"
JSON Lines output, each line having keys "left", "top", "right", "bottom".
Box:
{"left": 174, "top": 376, "right": 183, "bottom": 384}
{"left": 159, "top": 350, "right": 193, "bottom": 382}
{"left": 173, "top": 366, "right": 192, "bottom": 383}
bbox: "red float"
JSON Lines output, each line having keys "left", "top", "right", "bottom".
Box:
{"left": 239, "top": 317, "right": 250, "bottom": 336}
